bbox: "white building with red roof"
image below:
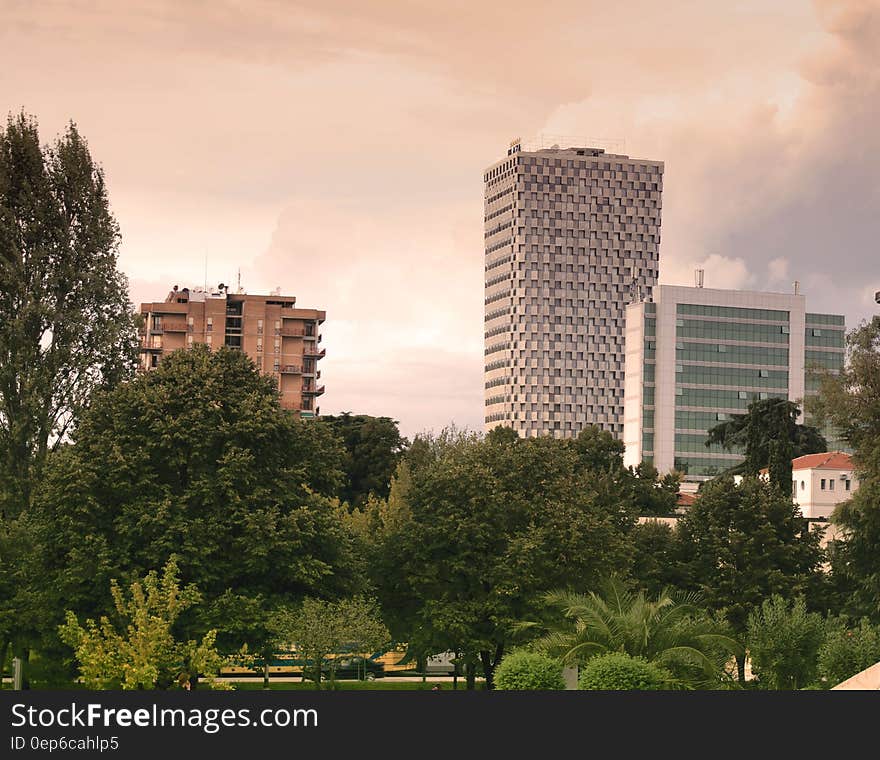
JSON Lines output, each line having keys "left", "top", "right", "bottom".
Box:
{"left": 784, "top": 452, "right": 858, "bottom": 519}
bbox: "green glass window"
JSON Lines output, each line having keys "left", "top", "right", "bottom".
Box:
{"left": 676, "top": 342, "right": 789, "bottom": 366}
{"left": 676, "top": 319, "right": 790, "bottom": 344}
{"left": 677, "top": 304, "right": 789, "bottom": 321}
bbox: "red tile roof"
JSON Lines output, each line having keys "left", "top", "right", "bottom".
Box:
{"left": 791, "top": 452, "right": 853, "bottom": 471}
{"left": 759, "top": 451, "right": 854, "bottom": 475}
{"left": 676, "top": 492, "right": 697, "bottom": 507}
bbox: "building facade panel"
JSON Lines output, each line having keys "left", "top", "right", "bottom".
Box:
{"left": 623, "top": 284, "right": 845, "bottom": 482}
{"left": 138, "top": 286, "right": 325, "bottom": 416}
{"left": 484, "top": 141, "right": 664, "bottom": 438}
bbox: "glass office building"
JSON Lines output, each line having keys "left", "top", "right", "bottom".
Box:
{"left": 623, "top": 285, "right": 845, "bottom": 482}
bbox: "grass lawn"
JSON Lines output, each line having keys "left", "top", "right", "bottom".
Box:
{"left": 223, "top": 680, "right": 461, "bottom": 691}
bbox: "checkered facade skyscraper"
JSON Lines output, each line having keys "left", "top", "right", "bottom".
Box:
{"left": 483, "top": 141, "right": 664, "bottom": 437}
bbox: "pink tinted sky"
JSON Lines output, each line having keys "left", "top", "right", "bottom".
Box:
{"left": 2, "top": 0, "right": 879, "bottom": 438}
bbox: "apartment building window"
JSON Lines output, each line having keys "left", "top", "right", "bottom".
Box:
{"left": 187, "top": 335, "right": 193, "bottom": 347}
{"left": 801, "top": 481, "right": 805, "bottom": 491}
{"left": 273, "top": 361, "right": 280, "bottom": 372}
{"left": 206, "top": 317, "right": 213, "bottom": 332}
{"left": 275, "top": 320, "right": 281, "bottom": 335}
{"left": 829, "top": 479, "right": 835, "bottom": 491}
{"left": 821, "top": 479, "right": 826, "bottom": 490}
{"left": 206, "top": 334, "right": 212, "bottom": 346}
{"left": 256, "top": 339, "right": 263, "bottom": 353}
{"left": 845, "top": 480, "right": 851, "bottom": 491}
{"left": 257, "top": 319, "right": 263, "bottom": 336}
{"left": 150, "top": 355, "right": 158, "bottom": 368}
{"left": 274, "top": 340, "right": 280, "bottom": 353}
{"left": 187, "top": 316, "right": 194, "bottom": 330}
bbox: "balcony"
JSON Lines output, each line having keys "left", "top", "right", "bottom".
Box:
{"left": 302, "top": 385, "right": 325, "bottom": 396}
{"left": 278, "top": 326, "right": 305, "bottom": 337}
{"left": 279, "top": 365, "right": 302, "bottom": 374}
{"left": 162, "top": 321, "right": 188, "bottom": 332}
{"left": 303, "top": 348, "right": 326, "bottom": 359}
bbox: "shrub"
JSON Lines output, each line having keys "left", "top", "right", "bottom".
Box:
{"left": 494, "top": 651, "right": 565, "bottom": 691}
{"left": 578, "top": 652, "right": 672, "bottom": 690}
{"left": 818, "top": 617, "right": 880, "bottom": 688}
{"left": 746, "top": 596, "right": 824, "bottom": 690}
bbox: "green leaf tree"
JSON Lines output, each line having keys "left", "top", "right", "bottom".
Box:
{"left": 318, "top": 413, "right": 407, "bottom": 508}
{"left": 0, "top": 113, "right": 138, "bottom": 519}
{"left": 365, "top": 427, "right": 639, "bottom": 689}
{"left": 677, "top": 476, "right": 825, "bottom": 681}
{"left": 58, "top": 558, "right": 227, "bottom": 690}
{"left": 811, "top": 317, "right": 880, "bottom": 620}
{"left": 0, "top": 112, "right": 138, "bottom": 680}
{"left": 30, "top": 346, "right": 362, "bottom": 661}
{"left": 272, "top": 596, "right": 390, "bottom": 690}
{"left": 528, "top": 576, "right": 740, "bottom": 688}
{"left": 706, "top": 398, "right": 827, "bottom": 490}
{"left": 746, "top": 595, "right": 824, "bottom": 690}
{"left": 630, "top": 520, "right": 685, "bottom": 597}
{"left": 818, "top": 616, "right": 880, "bottom": 687}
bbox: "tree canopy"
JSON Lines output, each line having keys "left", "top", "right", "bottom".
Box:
{"left": 318, "top": 412, "right": 407, "bottom": 508}
{"left": 812, "top": 316, "right": 880, "bottom": 619}
{"left": 360, "top": 426, "right": 640, "bottom": 688}
{"left": 0, "top": 113, "right": 138, "bottom": 519}
{"left": 706, "top": 398, "right": 827, "bottom": 490}
{"left": 59, "top": 557, "right": 227, "bottom": 690}
{"left": 28, "top": 346, "right": 363, "bottom": 657}
{"left": 676, "top": 476, "right": 824, "bottom": 680}
{"left": 528, "top": 576, "right": 740, "bottom": 688}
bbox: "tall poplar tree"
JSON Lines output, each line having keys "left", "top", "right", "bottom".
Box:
{"left": 1, "top": 113, "right": 137, "bottom": 681}
{"left": 0, "top": 112, "right": 137, "bottom": 518}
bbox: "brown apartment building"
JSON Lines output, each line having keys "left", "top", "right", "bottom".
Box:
{"left": 139, "top": 285, "right": 325, "bottom": 416}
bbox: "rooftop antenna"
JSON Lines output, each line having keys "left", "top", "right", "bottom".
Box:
{"left": 204, "top": 252, "right": 208, "bottom": 293}
{"left": 793, "top": 280, "right": 800, "bottom": 295}
{"left": 237, "top": 268, "right": 242, "bottom": 294}
{"left": 695, "top": 269, "right": 705, "bottom": 288}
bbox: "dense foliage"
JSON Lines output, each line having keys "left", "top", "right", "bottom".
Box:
{"left": 359, "top": 427, "right": 641, "bottom": 688}
{"left": 746, "top": 596, "right": 824, "bottom": 690}
{"left": 59, "top": 558, "right": 226, "bottom": 690}
{"left": 529, "top": 577, "right": 739, "bottom": 688}
{"left": 707, "top": 398, "right": 826, "bottom": 489}
{"left": 578, "top": 652, "right": 673, "bottom": 691}
{"left": 493, "top": 651, "right": 565, "bottom": 691}
{"left": 813, "top": 317, "right": 880, "bottom": 620}
{"left": 677, "top": 476, "right": 824, "bottom": 680}
{"left": 28, "top": 347, "right": 363, "bottom": 661}
{"left": 270, "top": 596, "right": 390, "bottom": 689}
{"left": 318, "top": 413, "right": 407, "bottom": 508}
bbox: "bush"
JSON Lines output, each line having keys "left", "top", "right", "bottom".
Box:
{"left": 746, "top": 596, "right": 824, "bottom": 690}
{"left": 494, "top": 651, "right": 565, "bottom": 691}
{"left": 578, "top": 652, "right": 672, "bottom": 690}
{"left": 818, "top": 617, "right": 880, "bottom": 688}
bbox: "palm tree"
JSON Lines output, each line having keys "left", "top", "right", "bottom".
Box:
{"left": 527, "top": 577, "right": 742, "bottom": 688}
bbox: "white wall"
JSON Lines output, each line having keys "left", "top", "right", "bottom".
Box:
{"left": 793, "top": 468, "right": 859, "bottom": 519}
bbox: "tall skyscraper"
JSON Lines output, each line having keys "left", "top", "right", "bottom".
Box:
{"left": 622, "top": 283, "right": 845, "bottom": 482}
{"left": 139, "top": 285, "right": 326, "bottom": 417}
{"left": 484, "top": 139, "right": 664, "bottom": 437}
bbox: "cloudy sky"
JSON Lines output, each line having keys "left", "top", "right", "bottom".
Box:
{"left": 2, "top": 0, "right": 878, "bottom": 438}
